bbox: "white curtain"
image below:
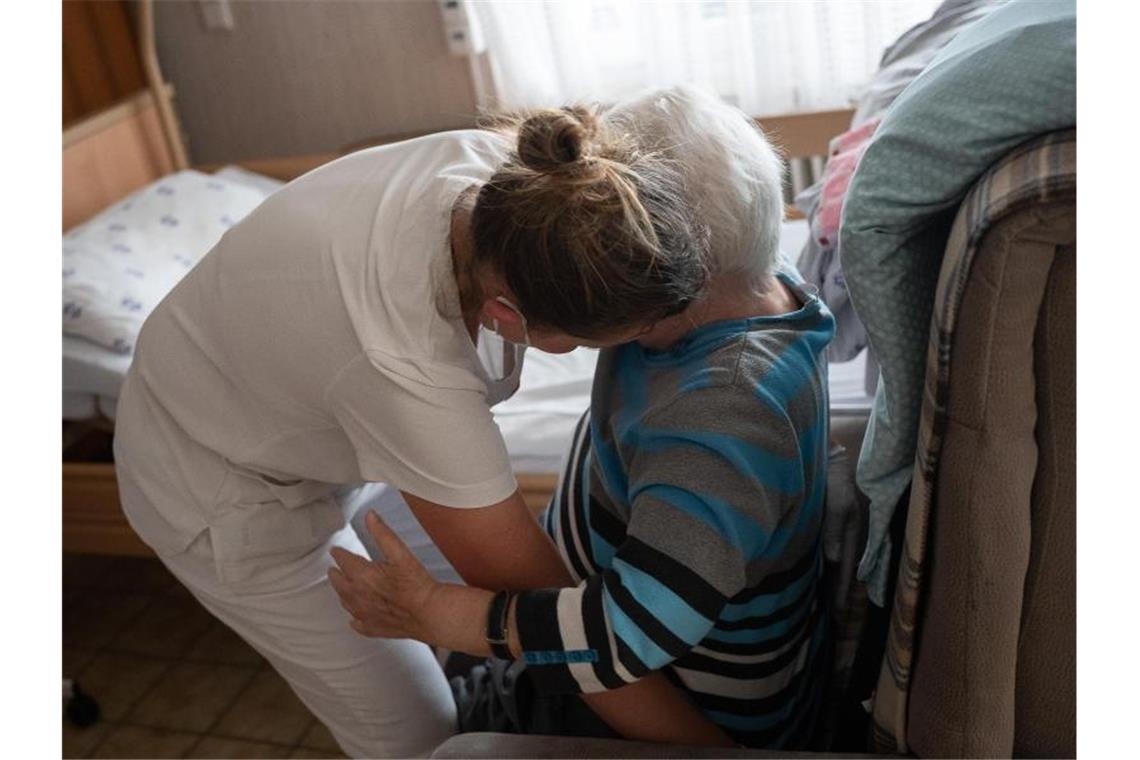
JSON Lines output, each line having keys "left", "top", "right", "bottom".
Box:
{"left": 470, "top": 0, "right": 941, "bottom": 115}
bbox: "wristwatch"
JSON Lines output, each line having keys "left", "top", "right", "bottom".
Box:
{"left": 486, "top": 590, "right": 516, "bottom": 660}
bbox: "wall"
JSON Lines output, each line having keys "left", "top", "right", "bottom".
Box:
{"left": 153, "top": 0, "right": 478, "bottom": 164}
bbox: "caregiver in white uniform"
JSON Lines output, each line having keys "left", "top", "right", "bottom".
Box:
{"left": 113, "top": 105, "right": 721, "bottom": 757}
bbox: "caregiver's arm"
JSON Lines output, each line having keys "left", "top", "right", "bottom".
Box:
{"left": 402, "top": 489, "right": 569, "bottom": 589}
{"left": 399, "top": 492, "right": 734, "bottom": 747}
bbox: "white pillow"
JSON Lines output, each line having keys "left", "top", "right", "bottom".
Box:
{"left": 62, "top": 170, "right": 268, "bottom": 354}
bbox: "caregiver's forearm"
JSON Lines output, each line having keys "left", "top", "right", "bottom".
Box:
{"left": 423, "top": 584, "right": 735, "bottom": 748}
{"left": 403, "top": 490, "right": 575, "bottom": 590}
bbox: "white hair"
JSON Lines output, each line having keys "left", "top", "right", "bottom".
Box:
{"left": 603, "top": 85, "right": 785, "bottom": 286}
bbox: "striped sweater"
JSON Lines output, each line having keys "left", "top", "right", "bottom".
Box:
{"left": 514, "top": 271, "right": 836, "bottom": 749}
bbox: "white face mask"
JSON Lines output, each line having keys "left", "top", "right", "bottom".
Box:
{"left": 492, "top": 296, "right": 530, "bottom": 348}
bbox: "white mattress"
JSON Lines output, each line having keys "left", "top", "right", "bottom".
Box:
{"left": 63, "top": 209, "right": 873, "bottom": 474}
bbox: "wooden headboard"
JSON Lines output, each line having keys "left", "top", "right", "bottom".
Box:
{"left": 62, "top": 0, "right": 190, "bottom": 231}
{"left": 63, "top": 89, "right": 177, "bottom": 230}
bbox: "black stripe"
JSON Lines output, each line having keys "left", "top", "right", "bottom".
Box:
{"left": 706, "top": 630, "right": 825, "bottom": 748}
{"left": 542, "top": 493, "right": 555, "bottom": 534}
{"left": 698, "top": 597, "right": 817, "bottom": 657}
{"left": 676, "top": 606, "right": 818, "bottom": 680}
{"left": 557, "top": 414, "right": 591, "bottom": 581}
{"left": 587, "top": 492, "right": 626, "bottom": 550}
{"left": 614, "top": 633, "right": 652, "bottom": 680}
{"left": 776, "top": 664, "right": 826, "bottom": 751}
{"left": 580, "top": 581, "right": 628, "bottom": 690}
{"left": 512, "top": 589, "right": 584, "bottom": 695}
{"left": 605, "top": 574, "right": 691, "bottom": 661}
{"left": 686, "top": 636, "right": 815, "bottom": 716}
{"left": 568, "top": 427, "right": 598, "bottom": 574}
{"left": 725, "top": 655, "right": 825, "bottom": 749}
{"left": 712, "top": 571, "right": 815, "bottom": 631}
{"left": 731, "top": 543, "right": 820, "bottom": 602}
{"left": 618, "top": 536, "right": 727, "bottom": 620}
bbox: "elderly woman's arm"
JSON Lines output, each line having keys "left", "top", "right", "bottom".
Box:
{"left": 333, "top": 499, "right": 734, "bottom": 748}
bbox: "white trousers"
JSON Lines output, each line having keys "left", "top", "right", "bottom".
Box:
{"left": 150, "top": 483, "right": 463, "bottom": 759}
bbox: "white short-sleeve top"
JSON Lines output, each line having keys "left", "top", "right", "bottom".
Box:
{"left": 113, "top": 130, "right": 522, "bottom": 564}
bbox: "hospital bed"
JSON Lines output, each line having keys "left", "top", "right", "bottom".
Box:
{"left": 62, "top": 2, "right": 872, "bottom": 556}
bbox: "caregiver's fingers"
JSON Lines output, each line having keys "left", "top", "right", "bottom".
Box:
{"left": 364, "top": 510, "right": 418, "bottom": 566}
{"left": 329, "top": 546, "right": 373, "bottom": 577}
{"left": 327, "top": 566, "right": 354, "bottom": 597}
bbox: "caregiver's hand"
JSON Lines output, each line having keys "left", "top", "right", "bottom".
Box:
{"left": 327, "top": 510, "right": 442, "bottom": 643}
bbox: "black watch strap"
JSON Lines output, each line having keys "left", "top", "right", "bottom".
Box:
{"left": 486, "top": 590, "right": 515, "bottom": 660}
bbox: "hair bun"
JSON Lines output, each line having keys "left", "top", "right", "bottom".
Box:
{"left": 516, "top": 106, "right": 598, "bottom": 172}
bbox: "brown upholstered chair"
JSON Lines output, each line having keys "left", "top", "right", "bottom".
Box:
{"left": 869, "top": 131, "right": 1076, "bottom": 758}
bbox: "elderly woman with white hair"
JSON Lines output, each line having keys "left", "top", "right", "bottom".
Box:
{"left": 330, "top": 86, "right": 837, "bottom": 750}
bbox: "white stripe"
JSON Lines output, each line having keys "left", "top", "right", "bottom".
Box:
{"left": 673, "top": 634, "right": 813, "bottom": 699}
{"left": 562, "top": 414, "right": 593, "bottom": 580}
{"left": 688, "top": 603, "right": 816, "bottom": 665}
{"left": 601, "top": 591, "right": 639, "bottom": 685}
{"left": 549, "top": 419, "right": 586, "bottom": 584}
{"left": 556, "top": 586, "right": 607, "bottom": 693}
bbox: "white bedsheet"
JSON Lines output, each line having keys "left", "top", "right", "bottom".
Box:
{"left": 63, "top": 334, "right": 131, "bottom": 422}
{"left": 64, "top": 207, "right": 872, "bottom": 473}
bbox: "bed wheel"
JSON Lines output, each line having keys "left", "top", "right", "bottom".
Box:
{"left": 64, "top": 679, "right": 101, "bottom": 727}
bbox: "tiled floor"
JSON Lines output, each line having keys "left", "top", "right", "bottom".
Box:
{"left": 63, "top": 553, "right": 349, "bottom": 759}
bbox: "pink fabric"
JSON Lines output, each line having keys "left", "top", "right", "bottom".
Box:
{"left": 813, "top": 118, "right": 881, "bottom": 248}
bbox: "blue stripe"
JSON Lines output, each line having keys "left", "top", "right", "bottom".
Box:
{"left": 675, "top": 355, "right": 714, "bottom": 392}
{"left": 591, "top": 421, "right": 629, "bottom": 504}
{"left": 703, "top": 601, "right": 813, "bottom": 644}
{"left": 637, "top": 428, "right": 804, "bottom": 496}
{"left": 610, "top": 558, "right": 714, "bottom": 646}
{"left": 615, "top": 346, "right": 648, "bottom": 449}
{"left": 630, "top": 483, "right": 776, "bottom": 556}
{"left": 751, "top": 310, "right": 833, "bottom": 417}
{"left": 719, "top": 555, "right": 819, "bottom": 622}
{"left": 584, "top": 464, "right": 618, "bottom": 569}
{"left": 602, "top": 586, "right": 673, "bottom": 670}
{"left": 783, "top": 416, "right": 827, "bottom": 544}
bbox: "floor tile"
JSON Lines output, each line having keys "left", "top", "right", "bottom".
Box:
{"left": 214, "top": 668, "right": 314, "bottom": 745}
{"left": 288, "top": 747, "right": 349, "bottom": 759}
{"left": 298, "top": 719, "right": 342, "bottom": 753}
{"left": 110, "top": 588, "right": 214, "bottom": 658}
{"left": 128, "top": 661, "right": 256, "bottom": 733}
{"left": 90, "top": 724, "right": 200, "bottom": 759}
{"left": 95, "top": 556, "right": 179, "bottom": 594}
{"left": 64, "top": 591, "right": 153, "bottom": 650}
{"left": 73, "top": 651, "right": 171, "bottom": 721}
{"left": 62, "top": 718, "right": 113, "bottom": 759}
{"left": 185, "top": 620, "right": 264, "bottom": 667}
{"left": 186, "top": 735, "right": 291, "bottom": 758}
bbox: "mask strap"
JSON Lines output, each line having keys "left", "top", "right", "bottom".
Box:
{"left": 494, "top": 296, "right": 530, "bottom": 347}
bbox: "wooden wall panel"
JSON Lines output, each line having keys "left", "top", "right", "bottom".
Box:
{"left": 62, "top": 0, "right": 146, "bottom": 127}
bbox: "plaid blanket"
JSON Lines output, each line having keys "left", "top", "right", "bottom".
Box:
{"left": 869, "top": 128, "right": 1076, "bottom": 754}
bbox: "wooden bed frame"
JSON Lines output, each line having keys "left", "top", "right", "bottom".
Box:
{"left": 62, "top": 2, "right": 854, "bottom": 556}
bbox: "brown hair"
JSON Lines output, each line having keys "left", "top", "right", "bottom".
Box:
{"left": 469, "top": 105, "right": 708, "bottom": 339}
